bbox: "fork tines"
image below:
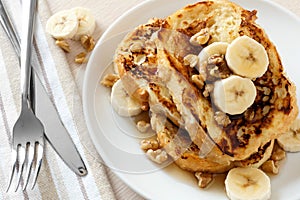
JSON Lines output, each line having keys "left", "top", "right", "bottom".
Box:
{"left": 7, "top": 140, "right": 44, "bottom": 191}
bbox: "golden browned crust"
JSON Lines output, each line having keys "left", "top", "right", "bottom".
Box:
{"left": 151, "top": 113, "right": 233, "bottom": 173}
{"left": 234, "top": 140, "right": 274, "bottom": 168}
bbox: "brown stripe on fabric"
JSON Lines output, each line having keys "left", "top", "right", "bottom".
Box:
{"left": 0, "top": 92, "right": 12, "bottom": 143}
{"left": 82, "top": 149, "right": 116, "bottom": 199}
{"left": 0, "top": 3, "right": 22, "bottom": 108}
{"left": 41, "top": 144, "right": 70, "bottom": 199}
{"left": 23, "top": 190, "right": 29, "bottom": 200}
{"left": 106, "top": 167, "right": 143, "bottom": 200}
{"left": 17, "top": 178, "right": 29, "bottom": 200}
{"left": 76, "top": 176, "right": 89, "bottom": 200}
{"left": 37, "top": 153, "right": 60, "bottom": 200}
{"left": 72, "top": 103, "right": 116, "bottom": 199}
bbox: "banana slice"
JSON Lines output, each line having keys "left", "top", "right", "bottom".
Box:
{"left": 225, "top": 167, "right": 271, "bottom": 200}
{"left": 46, "top": 10, "right": 79, "bottom": 39}
{"left": 277, "top": 118, "right": 300, "bottom": 152}
{"left": 198, "top": 42, "right": 228, "bottom": 68}
{"left": 110, "top": 79, "right": 142, "bottom": 117}
{"left": 71, "top": 7, "right": 96, "bottom": 40}
{"left": 225, "top": 35, "right": 269, "bottom": 79}
{"left": 213, "top": 75, "right": 256, "bottom": 115}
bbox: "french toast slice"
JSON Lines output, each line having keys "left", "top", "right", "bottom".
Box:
{"left": 114, "top": 19, "right": 217, "bottom": 155}
{"left": 234, "top": 140, "right": 274, "bottom": 168}
{"left": 164, "top": 0, "right": 298, "bottom": 160}
{"left": 150, "top": 112, "right": 274, "bottom": 172}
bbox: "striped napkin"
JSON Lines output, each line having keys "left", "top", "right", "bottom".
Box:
{"left": 0, "top": 0, "right": 143, "bottom": 199}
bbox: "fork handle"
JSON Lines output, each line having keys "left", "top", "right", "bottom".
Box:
{"left": 0, "top": 0, "right": 35, "bottom": 112}
{"left": 20, "top": 0, "right": 37, "bottom": 104}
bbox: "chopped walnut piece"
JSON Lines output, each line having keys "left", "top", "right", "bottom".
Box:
{"left": 140, "top": 138, "right": 159, "bottom": 151}
{"left": 75, "top": 52, "right": 88, "bottom": 64}
{"left": 132, "top": 88, "right": 149, "bottom": 111}
{"left": 271, "top": 143, "right": 286, "bottom": 161}
{"left": 261, "top": 160, "right": 279, "bottom": 174}
{"left": 136, "top": 120, "right": 151, "bottom": 133}
{"left": 55, "top": 40, "right": 70, "bottom": 53}
{"left": 133, "top": 88, "right": 149, "bottom": 103}
{"left": 189, "top": 28, "right": 210, "bottom": 46}
{"left": 183, "top": 54, "right": 199, "bottom": 68}
{"left": 146, "top": 149, "right": 168, "bottom": 164}
{"left": 80, "top": 35, "right": 95, "bottom": 52}
{"left": 203, "top": 84, "right": 213, "bottom": 97}
{"left": 192, "top": 74, "right": 205, "bottom": 90}
{"left": 129, "top": 41, "right": 144, "bottom": 53}
{"left": 205, "top": 54, "right": 231, "bottom": 80}
{"left": 209, "top": 66, "right": 219, "bottom": 77}
{"left": 100, "top": 74, "right": 120, "bottom": 87}
{"left": 207, "top": 54, "right": 223, "bottom": 65}
{"left": 214, "top": 111, "right": 231, "bottom": 127}
{"left": 134, "top": 54, "right": 146, "bottom": 65}
{"left": 194, "top": 172, "right": 213, "bottom": 188}
{"left": 145, "top": 40, "right": 156, "bottom": 54}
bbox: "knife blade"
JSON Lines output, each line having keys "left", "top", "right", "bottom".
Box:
{"left": 0, "top": 1, "right": 87, "bottom": 176}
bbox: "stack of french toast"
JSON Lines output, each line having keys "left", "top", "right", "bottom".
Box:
{"left": 103, "top": 0, "right": 299, "bottom": 194}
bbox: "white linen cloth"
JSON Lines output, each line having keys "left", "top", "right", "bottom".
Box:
{"left": 0, "top": 0, "right": 299, "bottom": 199}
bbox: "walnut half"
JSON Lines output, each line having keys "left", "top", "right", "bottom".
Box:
{"left": 189, "top": 28, "right": 210, "bottom": 46}
{"left": 55, "top": 40, "right": 70, "bottom": 53}
{"left": 183, "top": 54, "right": 199, "bottom": 68}
{"left": 146, "top": 149, "right": 168, "bottom": 164}
{"left": 140, "top": 138, "right": 159, "bottom": 151}
{"left": 194, "top": 172, "right": 213, "bottom": 188}
{"left": 75, "top": 52, "right": 88, "bottom": 64}
{"left": 214, "top": 111, "right": 231, "bottom": 127}
{"left": 100, "top": 74, "right": 120, "bottom": 87}
{"left": 81, "top": 35, "right": 95, "bottom": 52}
{"left": 192, "top": 74, "right": 205, "bottom": 90}
{"left": 271, "top": 143, "right": 286, "bottom": 161}
{"left": 261, "top": 160, "right": 279, "bottom": 174}
{"left": 136, "top": 120, "right": 151, "bottom": 133}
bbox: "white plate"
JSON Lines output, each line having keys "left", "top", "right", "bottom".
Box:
{"left": 83, "top": 0, "right": 300, "bottom": 199}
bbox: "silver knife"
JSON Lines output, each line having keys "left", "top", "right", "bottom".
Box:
{"left": 0, "top": 1, "right": 87, "bottom": 176}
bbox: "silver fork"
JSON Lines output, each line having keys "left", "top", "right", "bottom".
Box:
{"left": 6, "top": 0, "right": 44, "bottom": 191}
